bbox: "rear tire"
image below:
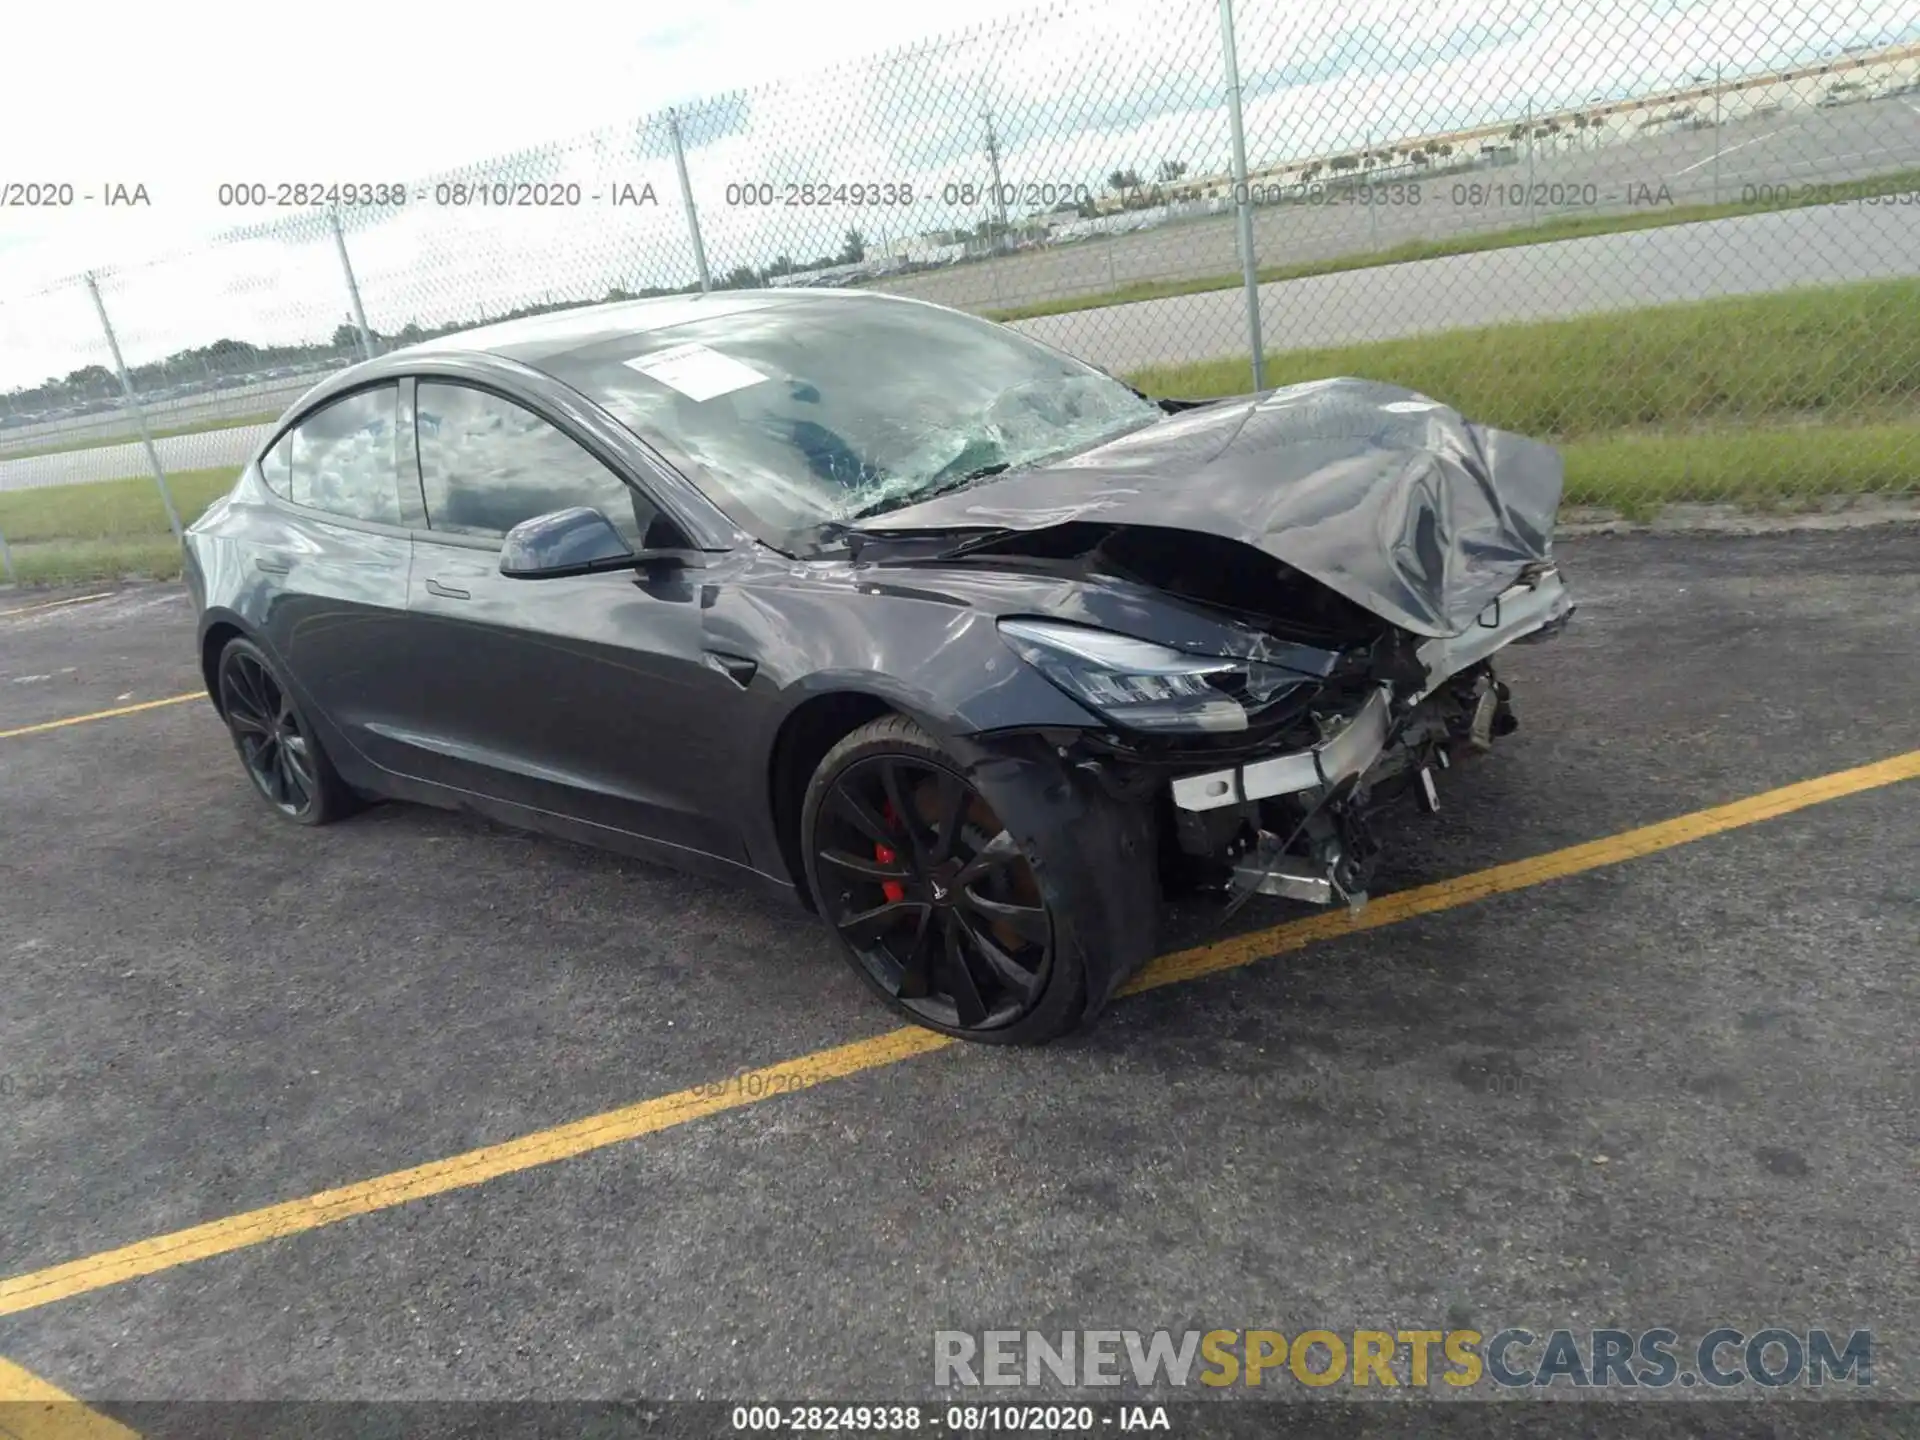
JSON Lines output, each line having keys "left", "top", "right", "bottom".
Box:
{"left": 801, "top": 714, "right": 1088, "bottom": 1044}
{"left": 215, "top": 636, "right": 358, "bottom": 827}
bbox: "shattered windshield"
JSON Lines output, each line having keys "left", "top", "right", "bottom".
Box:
{"left": 543, "top": 294, "right": 1162, "bottom": 538}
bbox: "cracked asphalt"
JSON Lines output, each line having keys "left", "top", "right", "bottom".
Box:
{"left": 0, "top": 528, "right": 1916, "bottom": 1435}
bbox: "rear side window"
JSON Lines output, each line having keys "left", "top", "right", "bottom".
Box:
{"left": 285, "top": 385, "right": 402, "bottom": 525}
{"left": 414, "top": 381, "right": 655, "bottom": 542}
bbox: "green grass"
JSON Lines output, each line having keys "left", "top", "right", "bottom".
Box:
{"left": 1128, "top": 280, "right": 1920, "bottom": 517}
{"left": 1129, "top": 279, "right": 1920, "bottom": 438}
{"left": 1561, "top": 422, "right": 1920, "bottom": 517}
{"left": 0, "top": 468, "right": 239, "bottom": 586}
{"left": 2, "top": 411, "right": 283, "bottom": 463}
{"left": 985, "top": 167, "right": 1920, "bottom": 323}
{"left": 4, "top": 280, "right": 1915, "bottom": 588}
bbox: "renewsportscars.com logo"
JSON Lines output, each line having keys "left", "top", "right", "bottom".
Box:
{"left": 933, "top": 1328, "right": 1873, "bottom": 1391}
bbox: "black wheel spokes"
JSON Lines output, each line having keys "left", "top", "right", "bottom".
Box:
{"left": 896, "top": 906, "right": 936, "bottom": 1000}
{"left": 939, "top": 914, "right": 990, "bottom": 1026}
{"left": 953, "top": 828, "right": 1020, "bottom": 888}
{"left": 928, "top": 770, "right": 969, "bottom": 863}
{"left": 223, "top": 654, "right": 311, "bottom": 816}
{"left": 816, "top": 846, "right": 910, "bottom": 882}
{"left": 817, "top": 757, "right": 1051, "bottom": 1032}
{"left": 951, "top": 909, "right": 1041, "bottom": 1004}
{"left": 876, "top": 760, "right": 922, "bottom": 863}
{"left": 827, "top": 781, "right": 896, "bottom": 850}
{"left": 279, "top": 732, "right": 314, "bottom": 810}
{"left": 221, "top": 661, "right": 272, "bottom": 738}
{"left": 960, "top": 887, "right": 1050, "bottom": 946}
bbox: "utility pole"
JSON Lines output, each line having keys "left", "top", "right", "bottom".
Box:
{"left": 1713, "top": 63, "right": 1723, "bottom": 203}
{"left": 1217, "top": 0, "right": 1265, "bottom": 389}
{"left": 1693, "top": 64, "right": 1724, "bottom": 202}
{"left": 982, "top": 104, "right": 1012, "bottom": 252}
{"left": 667, "top": 109, "right": 712, "bottom": 292}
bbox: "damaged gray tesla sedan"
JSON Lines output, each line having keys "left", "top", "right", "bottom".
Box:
{"left": 185, "top": 289, "right": 1572, "bottom": 1043}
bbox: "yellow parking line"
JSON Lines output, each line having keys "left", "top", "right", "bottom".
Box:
{"left": 0, "top": 1356, "right": 139, "bottom": 1440}
{"left": 0, "top": 593, "right": 115, "bottom": 621}
{"left": 1124, "top": 744, "right": 1920, "bottom": 993}
{"left": 0, "top": 694, "right": 203, "bottom": 742}
{"left": 0, "top": 747, "right": 1914, "bottom": 1320}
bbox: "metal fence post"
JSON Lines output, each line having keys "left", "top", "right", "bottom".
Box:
{"left": 0, "top": 526, "right": 16, "bottom": 584}
{"left": 83, "top": 271, "right": 182, "bottom": 542}
{"left": 1525, "top": 96, "right": 1537, "bottom": 225}
{"left": 1366, "top": 129, "right": 1380, "bottom": 250}
{"left": 328, "top": 206, "right": 377, "bottom": 360}
{"left": 1217, "top": 0, "right": 1265, "bottom": 390}
{"left": 667, "top": 110, "right": 712, "bottom": 292}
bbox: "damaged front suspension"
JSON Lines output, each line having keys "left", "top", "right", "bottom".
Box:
{"left": 1188, "top": 662, "right": 1517, "bottom": 917}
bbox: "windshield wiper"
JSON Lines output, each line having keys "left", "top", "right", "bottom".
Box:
{"left": 843, "top": 463, "right": 1010, "bottom": 523}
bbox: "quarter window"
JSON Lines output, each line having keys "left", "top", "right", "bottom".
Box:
{"left": 258, "top": 434, "right": 292, "bottom": 499}
{"left": 284, "top": 385, "right": 402, "bottom": 524}
{"left": 414, "top": 382, "right": 658, "bottom": 542}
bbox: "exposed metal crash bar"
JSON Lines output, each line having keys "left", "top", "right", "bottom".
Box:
{"left": 1170, "top": 565, "right": 1572, "bottom": 814}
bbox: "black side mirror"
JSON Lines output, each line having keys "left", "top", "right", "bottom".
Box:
{"left": 500, "top": 507, "right": 637, "bottom": 579}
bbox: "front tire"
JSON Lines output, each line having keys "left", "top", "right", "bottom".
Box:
{"left": 801, "top": 714, "right": 1088, "bottom": 1044}
{"left": 215, "top": 636, "right": 357, "bottom": 826}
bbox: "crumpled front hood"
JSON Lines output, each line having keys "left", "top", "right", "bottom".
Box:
{"left": 857, "top": 377, "right": 1564, "bottom": 639}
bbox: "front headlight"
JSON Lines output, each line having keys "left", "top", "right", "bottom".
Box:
{"left": 998, "top": 618, "right": 1308, "bottom": 734}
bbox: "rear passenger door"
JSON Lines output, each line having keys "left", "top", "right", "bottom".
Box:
{"left": 252, "top": 382, "right": 419, "bottom": 774}
{"left": 390, "top": 380, "right": 750, "bottom": 863}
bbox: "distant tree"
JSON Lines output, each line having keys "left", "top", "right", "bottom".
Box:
{"left": 1156, "top": 158, "right": 1188, "bottom": 182}
{"left": 840, "top": 227, "right": 866, "bottom": 264}
{"left": 63, "top": 364, "right": 114, "bottom": 392}
{"left": 1329, "top": 154, "right": 1360, "bottom": 172}
{"left": 1106, "top": 167, "right": 1143, "bottom": 192}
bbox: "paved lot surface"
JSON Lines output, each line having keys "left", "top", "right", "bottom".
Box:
{"left": 0, "top": 528, "right": 1916, "bottom": 1427}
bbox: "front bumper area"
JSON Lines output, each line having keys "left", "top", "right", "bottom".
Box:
{"left": 1169, "top": 564, "right": 1572, "bottom": 815}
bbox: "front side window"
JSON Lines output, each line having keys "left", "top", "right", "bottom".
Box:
{"left": 285, "top": 385, "right": 402, "bottom": 524}
{"left": 414, "top": 382, "right": 658, "bottom": 543}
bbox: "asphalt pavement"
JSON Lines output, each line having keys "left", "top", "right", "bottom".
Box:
{"left": 0, "top": 526, "right": 1915, "bottom": 1429}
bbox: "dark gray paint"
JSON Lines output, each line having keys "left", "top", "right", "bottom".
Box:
{"left": 185, "top": 294, "right": 1571, "bottom": 1010}
{"left": 858, "top": 377, "right": 1564, "bottom": 639}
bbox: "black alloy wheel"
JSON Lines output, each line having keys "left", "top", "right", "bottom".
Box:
{"left": 216, "top": 638, "right": 353, "bottom": 825}
{"left": 809, "top": 743, "right": 1055, "bottom": 1036}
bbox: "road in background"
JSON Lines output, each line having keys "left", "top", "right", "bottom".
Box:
{"left": 5, "top": 88, "right": 1916, "bottom": 480}
{"left": 878, "top": 92, "right": 1920, "bottom": 314}
{"left": 4, "top": 196, "right": 1917, "bottom": 492}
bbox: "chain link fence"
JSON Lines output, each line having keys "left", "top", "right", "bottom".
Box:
{"left": 3, "top": 0, "right": 1917, "bottom": 583}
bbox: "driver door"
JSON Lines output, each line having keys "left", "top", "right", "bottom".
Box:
{"left": 387, "top": 379, "right": 751, "bottom": 864}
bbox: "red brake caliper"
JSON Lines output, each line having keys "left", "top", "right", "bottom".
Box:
{"left": 876, "top": 801, "right": 905, "bottom": 903}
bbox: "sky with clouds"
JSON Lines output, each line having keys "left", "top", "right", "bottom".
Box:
{"left": 2, "top": 0, "right": 1912, "bottom": 388}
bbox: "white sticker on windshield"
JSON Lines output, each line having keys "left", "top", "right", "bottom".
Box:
{"left": 624, "top": 342, "right": 768, "bottom": 402}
